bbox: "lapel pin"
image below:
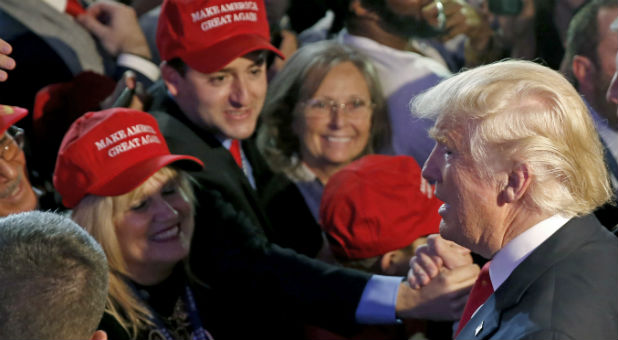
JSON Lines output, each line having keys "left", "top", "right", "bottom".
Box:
{"left": 475, "top": 320, "right": 484, "bottom": 336}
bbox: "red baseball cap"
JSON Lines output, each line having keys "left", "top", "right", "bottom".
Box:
{"left": 0, "top": 105, "right": 27, "bottom": 136}
{"left": 320, "top": 155, "right": 443, "bottom": 260}
{"left": 156, "top": 0, "right": 284, "bottom": 74}
{"left": 53, "top": 108, "right": 203, "bottom": 208}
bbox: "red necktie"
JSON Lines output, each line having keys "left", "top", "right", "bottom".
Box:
{"left": 65, "top": 0, "right": 86, "bottom": 17}
{"left": 229, "top": 139, "right": 243, "bottom": 168}
{"left": 454, "top": 261, "right": 493, "bottom": 338}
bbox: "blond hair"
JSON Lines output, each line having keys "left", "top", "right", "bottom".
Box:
{"left": 71, "top": 167, "right": 195, "bottom": 339}
{"left": 411, "top": 59, "right": 612, "bottom": 216}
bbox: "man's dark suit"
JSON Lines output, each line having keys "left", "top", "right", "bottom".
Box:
{"left": 456, "top": 214, "right": 618, "bottom": 340}
{"left": 147, "top": 81, "right": 371, "bottom": 338}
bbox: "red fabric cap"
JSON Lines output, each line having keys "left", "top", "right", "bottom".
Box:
{"left": 320, "top": 155, "right": 443, "bottom": 260}
{"left": 156, "top": 0, "right": 284, "bottom": 74}
{"left": 0, "top": 105, "right": 27, "bottom": 136}
{"left": 53, "top": 108, "right": 203, "bottom": 208}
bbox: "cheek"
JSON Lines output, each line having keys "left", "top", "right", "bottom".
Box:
{"left": 115, "top": 215, "right": 149, "bottom": 244}
{"left": 356, "top": 119, "right": 372, "bottom": 144}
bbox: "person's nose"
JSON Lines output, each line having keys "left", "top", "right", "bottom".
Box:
{"left": 153, "top": 197, "right": 179, "bottom": 220}
{"left": 422, "top": 144, "right": 442, "bottom": 184}
{"left": 606, "top": 71, "right": 618, "bottom": 105}
{"left": 229, "top": 75, "right": 249, "bottom": 107}
{"left": 327, "top": 104, "right": 346, "bottom": 129}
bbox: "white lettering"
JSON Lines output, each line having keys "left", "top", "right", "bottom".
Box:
{"left": 126, "top": 124, "right": 156, "bottom": 136}
{"left": 191, "top": 6, "right": 220, "bottom": 22}
{"left": 201, "top": 14, "right": 232, "bottom": 31}
{"left": 141, "top": 134, "right": 162, "bottom": 145}
{"left": 107, "top": 138, "right": 141, "bottom": 157}
{"left": 94, "top": 129, "right": 127, "bottom": 150}
{"left": 233, "top": 12, "right": 257, "bottom": 22}
{"left": 220, "top": 2, "right": 258, "bottom": 13}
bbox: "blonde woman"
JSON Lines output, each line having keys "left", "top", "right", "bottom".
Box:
{"left": 53, "top": 108, "right": 212, "bottom": 339}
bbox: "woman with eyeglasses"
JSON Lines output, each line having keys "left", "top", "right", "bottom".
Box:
{"left": 0, "top": 104, "right": 37, "bottom": 216}
{"left": 256, "top": 40, "right": 391, "bottom": 258}
{"left": 53, "top": 108, "right": 217, "bottom": 340}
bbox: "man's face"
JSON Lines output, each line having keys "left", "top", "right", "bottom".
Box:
{"left": 591, "top": 6, "right": 618, "bottom": 128}
{"left": 421, "top": 125, "right": 503, "bottom": 258}
{"left": 169, "top": 52, "right": 268, "bottom": 140}
{"left": 0, "top": 132, "right": 37, "bottom": 216}
{"left": 368, "top": 0, "right": 442, "bottom": 38}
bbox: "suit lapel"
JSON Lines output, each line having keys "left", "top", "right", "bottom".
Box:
{"left": 456, "top": 215, "right": 604, "bottom": 339}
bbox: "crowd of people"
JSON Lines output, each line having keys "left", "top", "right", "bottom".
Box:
{"left": 0, "top": 0, "right": 616, "bottom": 339}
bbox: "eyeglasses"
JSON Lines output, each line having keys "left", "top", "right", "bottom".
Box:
{"left": 0, "top": 126, "right": 24, "bottom": 162}
{"left": 302, "top": 97, "right": 374, "bottom": 118}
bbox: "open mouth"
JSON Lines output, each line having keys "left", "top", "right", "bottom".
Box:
{"left": 151, "top": 224, "right": 180, "bottom": 242}
{"left": 225, "top": 109, "right": 251, "bottom": 120}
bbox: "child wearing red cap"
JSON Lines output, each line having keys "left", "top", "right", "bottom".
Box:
{"left": 311, "top": 154, "right": 443, "bottom": 339}
{"left": 321, "top": 154, "right": 442, "bottom": 275}
{"left": 53, "top": 108, "right": 215, "bottom": 339}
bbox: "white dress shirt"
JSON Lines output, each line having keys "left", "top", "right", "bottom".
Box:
{"left": 490, "top": 214, "right": 572, "bottom": 290}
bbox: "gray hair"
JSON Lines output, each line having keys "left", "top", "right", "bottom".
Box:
{"left": 0, "top": 211, "right": 108, "bottom": 340}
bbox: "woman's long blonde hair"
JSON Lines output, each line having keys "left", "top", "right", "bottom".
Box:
{"left": 71, "top": 167, "right": 196, "bottom": 339}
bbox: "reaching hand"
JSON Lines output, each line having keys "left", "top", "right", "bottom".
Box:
{"left": 76, "top": 0, "right": 151, "bottom": 59}
{"left": 0, "top": 38, "right": 15, "bottom": 82}
{"left": 397, "top": 263, "right": 480, "bottom": 321}
{"left": 408, "top": 234, "right": 472, "bottom": 288}
{"left": 422, "top": 0, "right": 493, "bottom": 51}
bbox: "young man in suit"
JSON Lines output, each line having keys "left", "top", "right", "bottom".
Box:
{"left": 146, "top": 0, "right": 480, "bottom": 338}
{"left": 411, "top": 59, "right": 618, "bottom": 339}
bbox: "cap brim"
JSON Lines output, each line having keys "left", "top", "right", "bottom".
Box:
{"left": 182, "top": 34, "right": 284, "bottom": 74}
{"left": 89, "top": 154, "right": 203, "bottom": 197}
{"left": 0, "top": 105, "right": 28, "bottom": 135}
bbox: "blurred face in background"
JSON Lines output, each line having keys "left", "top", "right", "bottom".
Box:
{"left": 293, "top": 62, "right": 373, "bottom": 182}
{"left": 0, "top": 128, "right": 37, "bottom": 217}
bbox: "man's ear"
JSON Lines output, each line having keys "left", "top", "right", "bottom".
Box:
{"left": 349, "top": 0, "right": 381, "bottom": 20}
{"left": 572, "top": 55, "right": 596, "bottom": 94}
{"left": 161, "top": 62, "right": 182, "bottom": 97}
{"left": 500, "top": 163, "right": 531, "bottom": 204}
{"left": 380, "top": 250, "right": 404, "bottom": 275}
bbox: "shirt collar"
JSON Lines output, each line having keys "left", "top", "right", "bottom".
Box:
{"left": 42, "top": 0, "right": 67, "bottom": 13}
{"left": 489, "top": 214, "right": 571, "bottom": 290}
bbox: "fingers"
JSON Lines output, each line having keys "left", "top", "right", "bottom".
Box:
{"left": 441, "top": 263, "right": 480, "bottom": 288}
{"left": 421, "top": 1, "right": 445, "bottom": 30}
{"left": 426, "top": 234, "right": 472, "bottom": 269}
{"left": 408, "top": 253, "right": 440, "bottom": 289}
{"left": 101, "top": 71, "right": 137, "bottom": 109}
{"left": 0, "top": 38, "right": 15, "bottom": 82}
{"left": 76, "top": 11, "right": 111, "bottom": 43}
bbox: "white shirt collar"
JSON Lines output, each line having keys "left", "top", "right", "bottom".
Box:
{"left": 489, "top": 214, "right": 571, "bottom": 291}
{"left": 42, "top": 0, "right": 67, "bottom": 13}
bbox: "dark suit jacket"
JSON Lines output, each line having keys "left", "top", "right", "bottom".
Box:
{"left": 147, "top": 81, "right": 371, "bottom": 338}
{"left": 456, "top": 214, "right": 618, "bottom": 340}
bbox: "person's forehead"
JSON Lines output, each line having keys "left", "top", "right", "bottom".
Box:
{"left": 214, "top": 50, "right": 268, "bottom": 72}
